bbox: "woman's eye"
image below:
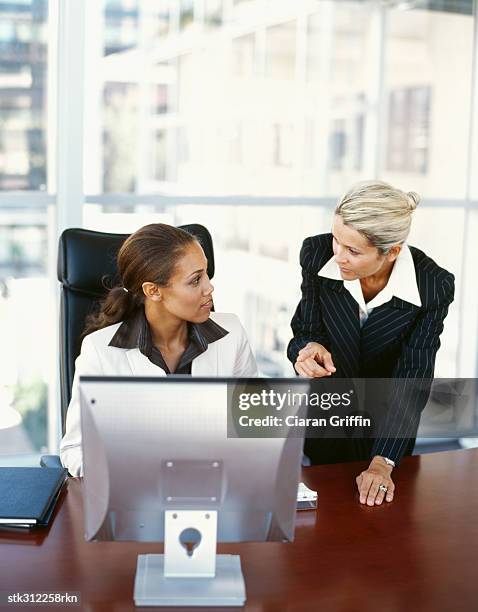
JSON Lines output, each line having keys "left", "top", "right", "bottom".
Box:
{"left": 349, "top": 249, "right": 358, "bottom": 256}
{"left": 192, "top": 276, "right": 201, "bottom": 285}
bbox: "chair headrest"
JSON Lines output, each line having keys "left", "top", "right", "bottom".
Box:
{"left": 57, "top": 224, "right": 215, "bottom": 296}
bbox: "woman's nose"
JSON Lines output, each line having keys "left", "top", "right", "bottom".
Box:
{"left": 205, "top": 279, "right": 214, "bottom": 295}
{"left": 334, "top": 246, "right": 348, "bottom": 265}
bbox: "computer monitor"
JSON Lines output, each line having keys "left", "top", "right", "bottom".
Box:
{"left": 79, "top": 376, "right": 309, "bottom": 607}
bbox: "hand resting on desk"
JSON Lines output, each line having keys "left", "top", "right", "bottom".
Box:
{"left": 356, "top": 456, "right": 394, "bottom": 506}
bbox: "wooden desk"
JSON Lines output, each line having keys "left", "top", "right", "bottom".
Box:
{"left": 0, "top": 449, "right": 477, "bottom": 611}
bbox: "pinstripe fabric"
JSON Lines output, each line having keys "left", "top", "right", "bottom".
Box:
{"left": 287, "top": 233, "right": 455, "bottom": 465}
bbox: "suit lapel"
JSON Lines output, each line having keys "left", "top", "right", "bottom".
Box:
{"left": 360, "top": 297, "right": 419, "bottom": 360}
{"left": 192, "top": 342, "right": 218, "bottom": 375}
{"left": 319, "top": 279, "right": 421, "bottom": 375}
{"left": 126, "top": 349, "right": 167, "bottom": 377}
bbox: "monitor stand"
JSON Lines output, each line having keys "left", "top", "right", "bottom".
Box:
{"left": 134, "top": 510, "right": 246, "bottom": 607}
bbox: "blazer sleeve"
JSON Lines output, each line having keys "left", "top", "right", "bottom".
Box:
{"left": 372, "top": 273, "right": 455, "bottom": 464}
{"left": 287, "top": 237, "right": 331, "bottom": 366}
{"left": 60, "top": 334, "right": 104, "bottom": 477}
{"left": 232, "top": 317, "right": 259, "bottom": 377}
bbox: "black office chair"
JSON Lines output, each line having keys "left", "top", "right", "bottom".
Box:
{"left": 40, "top": 224, "right": 215, "bottom": 468}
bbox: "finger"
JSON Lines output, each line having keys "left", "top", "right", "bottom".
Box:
{"left": 297, "top": 347, "right": 317, "bottom": 362}
{"left": 385, "top": 482, "right": 395, "bottom": 503}
{"left": 296, "top": 360, "right": 316, "bottom": 377}
{"left": 302, "top": 358, "right": 332, "bottom": 378}
{"left": 294, "top": 362, "right": 312, "bottom": 378}
{"left": 296, "top": 347, "right": 313, "bottom": 360}
{"left": 296, "top": 358, "right": 331, "bottom": 378}
{"left": 295, "top": 361, "right": 321, "bottom": 378}
{"left": 322, "top": 351, "right": 336, "bottom": 373}
{"left": 367, "top": 479, "right": 381, "bottom": 506}
{"left": 359, "top": 475, "right": 373, "bottom": 504}
{"left": 375, "top": 485, "right": 387, "bottom": 505}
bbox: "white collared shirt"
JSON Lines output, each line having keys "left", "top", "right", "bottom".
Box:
{"left": 318, "top": 244, "right": 422, "bottom": 327}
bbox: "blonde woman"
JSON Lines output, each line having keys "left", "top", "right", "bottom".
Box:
{"left": 288, "top": 181, "right": 454, "bottom": 507}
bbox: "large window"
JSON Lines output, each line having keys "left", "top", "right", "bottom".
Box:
{"left": 0, "top": 0, "right": 50, "bottom": 461}
{"left": 80, "top": 0, "right": 476, "bottom": 380}
{"left": 0, "top": 0, "right": 48, "bottom": 190}
{"left": 1, "top": 0, "right": 477, "bottom": 459}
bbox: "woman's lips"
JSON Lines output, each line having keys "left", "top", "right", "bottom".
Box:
{"left": 200, "top": 299, "right": 213, "bottom": 309}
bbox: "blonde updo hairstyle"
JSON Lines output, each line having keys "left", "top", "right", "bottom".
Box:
{"left": 335, "top": 180, "right": 420, "bottom": 254}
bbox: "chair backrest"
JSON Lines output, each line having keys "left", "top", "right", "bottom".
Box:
{"left": 57, "top": 224, "right": 215, "bottom": 433}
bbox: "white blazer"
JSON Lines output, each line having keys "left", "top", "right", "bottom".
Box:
{"left": 60, "top": 312, "right": 258, "bottom": 477}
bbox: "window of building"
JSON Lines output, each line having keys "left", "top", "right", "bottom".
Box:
{"left": 387, "top": 86, "right": 431, "bottom": 174}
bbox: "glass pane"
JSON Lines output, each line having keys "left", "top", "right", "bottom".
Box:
{"left": 85, "top": 0, "right": 469, "bottom": 381}
{"left": 0, "top": 0, "right": 48, "bottom": 190}
{"left": 83, "top": 202, "right": 460, "bottom": 378}
{"left": 305, "top": 4, "right": 376, "bottom": 196}
{"left": 104, "top": 0, "right": 139, "bottom": 56}
{"left": 179, "top": 0, "right": 194, "bottom": 32}
{"left": 103, "top": 82, "right": 139, "bottom": 192}
{"left": 0, "top": 214, "right": 50, "bottom": 458}
{"left": 205, "top": 0, "right": 223, "bottom": 29}
{"left": 407, "top": 206, "right": 462, "bottom": 377}
{"left": 91, "top": 1, "right": 476, "bottom": 199}
{"left": 380, "top": 5, "right": 474, "bottom": 199}
{"left": 265, "top": 20, "right": 296, "bottom": 81}
{"left": 232, "top": 33, "right": 255, "bottom": 77}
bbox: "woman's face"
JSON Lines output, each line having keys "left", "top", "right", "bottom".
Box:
{"left": 153, "top": 241, "right": 214, "bottom": 323}
{"left": 332, "top": 215, "right": 392, "bottom": 281}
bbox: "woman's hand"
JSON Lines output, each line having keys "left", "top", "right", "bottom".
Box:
{"left": 294, "top": 342, "right": 336, "bottom": 378}
{"left": 356, "top": 456, "right": 395, "bottom": 506}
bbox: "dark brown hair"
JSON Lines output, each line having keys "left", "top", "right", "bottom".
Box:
{"left": 83, "top": 223, "right": 198, "bottom": 337}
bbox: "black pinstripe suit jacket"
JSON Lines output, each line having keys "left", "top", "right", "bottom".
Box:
{"left": 287, "top": 233, "right": 455, "bottom": 464}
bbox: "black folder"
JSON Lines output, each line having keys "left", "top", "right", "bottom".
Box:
{"left": 0, "top": 467, "right": 68, "bottom": 528}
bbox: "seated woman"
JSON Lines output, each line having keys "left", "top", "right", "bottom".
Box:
{"left": 287, "top": 180, "right": 454, "bottom": 507}
{"left": 61, "top": 223, "right": 258, "bottom": 476}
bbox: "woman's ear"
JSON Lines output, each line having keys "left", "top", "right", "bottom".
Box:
{"left": 142, "top": 282, "right": 162, "bottom": 301}
{"left": 387, "top": 245, "right": 402, "bottom": 262}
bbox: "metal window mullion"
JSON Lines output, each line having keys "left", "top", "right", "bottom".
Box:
{"left": 459, "top": 0, "right": 478, "bottom": 378}
{"left": 362, "top": 0, "right": 387, "bottom": 179}
{"left": 84, "top": 0, "right": 104, "bottom": 195}
{"left": 313, "top": 2, "right": 334, "bottom": 194}
{"left": 136, "top": 1, "right": 152, "bottom": 192}
{"left": 55, "top": 0, "right": 85, "bottom": 231}
{"left": 295, "top": 11, "right": 307, "bottom": 192}
{"left": 46, "top": 0, "right": 86, "bottom": 455}
{"left": 374, "top": 2, "right": 388, "bottom": 179}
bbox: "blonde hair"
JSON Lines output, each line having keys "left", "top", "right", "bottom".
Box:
{"left": 335, "top": 180, "right": 419, "bottom": 254}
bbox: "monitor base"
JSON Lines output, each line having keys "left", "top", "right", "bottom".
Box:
{"left": 134, "top": 553, "right": 246, "bottom": 607}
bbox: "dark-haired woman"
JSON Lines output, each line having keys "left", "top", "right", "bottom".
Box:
{"left": 60, "top": 223, "right": 258, "bottom": 476}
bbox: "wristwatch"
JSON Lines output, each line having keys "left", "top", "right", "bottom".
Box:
{"left": 383, "top": 457, "right": 396, "bottom": 468}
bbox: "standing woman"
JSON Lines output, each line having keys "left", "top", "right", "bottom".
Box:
{"left": 61, "top": 223, "right": 258, "bottom": 477}
{"left": 287, "top": 181, "right": 454, "bottom": 507}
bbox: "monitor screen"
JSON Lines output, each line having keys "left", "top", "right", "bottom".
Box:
{"left": 79, "top": 376, "right": 309, "bottom": 545}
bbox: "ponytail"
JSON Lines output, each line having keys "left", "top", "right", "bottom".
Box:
{"left": 82, "top": 286, "right": 143, "bottom": 338}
